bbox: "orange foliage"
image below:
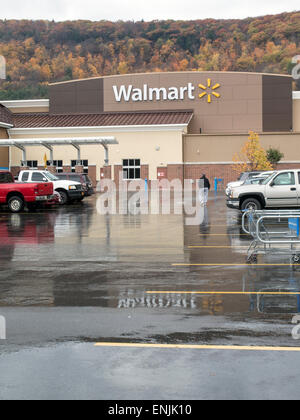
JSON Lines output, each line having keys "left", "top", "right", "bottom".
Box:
{"left": 0, "top": 11, "right": 299, "bottom": 99}
{"left": 232, "top": 131, "right": 274, "bottom": 174}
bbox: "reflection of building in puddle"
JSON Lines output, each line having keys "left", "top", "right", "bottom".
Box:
{"left": 256, "top": 292, "right": 300, "bottom": 314}
{"left": 54, "top": 204, "right": 94, "bottom": 242}
{"left": 0, "top": 213, "right": 55, "bottom": 245}
{"left": 199, "top": 206, "right": 210, "bottom": 236}
{"left": 201, "top": 295, "right": 224, "bottom": 315}
{"left": 122, "top": 214, "right": 141, "bottom": 229}
{"left": 118, "top": 292, "right": 197, "bottom": 309}
{"left": 117, "top": 266, "right": 300, "bottom": 315}
{"left": 244, "top": 266, "right": 300, "bottom": 314}
{"left": 227, "top": 223, "right": 251, "bottom": 247}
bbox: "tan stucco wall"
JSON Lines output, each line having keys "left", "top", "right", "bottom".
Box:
{"left": 49, "top": 71, "right": 293, "bottom": 134}
{"left": 104, "top": 72, "right": 264, "bottom": 134}
{"left": 10, "top": 129, "right": 184, "bottom": 180}
{"left": 0, "top": 128, "right": 8, "bottom": 138}
{"left": 0, "top": 127, "right": 9, "bottom": 167}
{"left": 184, "top": 132, "right": 300, "bottom": 163}
{"left": 294, "top": 98, "right": 300, "bottom": 132}
{"left": 10, "top": 106, "right": 49, "bottom": 114}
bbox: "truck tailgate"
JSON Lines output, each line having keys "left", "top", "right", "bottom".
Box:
{"left": 36, "top": 182, "right": 53, "bottom": 196}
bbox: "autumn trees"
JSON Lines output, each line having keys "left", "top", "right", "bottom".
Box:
{"left": 0, "top": 11, "right": 299, "bottom": 99}
{"left": 232, "top": 131, "right": 284, "bottom": 174}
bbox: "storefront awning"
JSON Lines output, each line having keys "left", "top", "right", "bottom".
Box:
{"left": 0, "top": 137, "right": 118, "bottom": 146}
{"left": 0, "top": 137, "right": 118, "bottom": 166}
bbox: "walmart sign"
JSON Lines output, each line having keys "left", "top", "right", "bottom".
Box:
{"left": 113, "top": 79, "right": 221, "bottom": 103}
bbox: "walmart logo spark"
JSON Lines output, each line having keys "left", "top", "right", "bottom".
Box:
{"left": 199, "top": 79, "right": 221, "bottom": 103}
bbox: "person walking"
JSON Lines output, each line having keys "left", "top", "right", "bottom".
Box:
{"left": 199, "top": 174, "right": 210, "bottom": 205}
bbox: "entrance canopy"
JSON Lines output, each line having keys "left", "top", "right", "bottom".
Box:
{"left": 0, "top": 136, "right": 118, "bottom": 166}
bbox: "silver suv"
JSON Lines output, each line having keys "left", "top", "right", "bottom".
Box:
{"left": 225, "top": 171, "right": 273, "bottom": 196}
{"left": 227, "top": 169, "right": 300, "bottom": 211}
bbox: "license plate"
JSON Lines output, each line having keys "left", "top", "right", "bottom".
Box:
{"left": 36, "top": 196, "right": 47, "bottom": 201}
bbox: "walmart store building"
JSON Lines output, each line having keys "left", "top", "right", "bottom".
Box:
{"left": 0, "top": 71, "right": 300, "bottom": 186}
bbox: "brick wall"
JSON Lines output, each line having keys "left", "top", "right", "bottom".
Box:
{"left": 75, "top": 165, "right": 84, "bottom": 174}
{"left": 184, "top": 164, "right": 235, "bottom": 187}
{"left": 276, "top": 163, "right": 300, "bottom": 171}
{"left": 114, "top": 165, "right": 123, "bottom": 187}
{"left": 88, "top": 165, "right": 97, "bottom": 187}
{"left": 157, "top": 167, "right": 167, "bottom": 180}
{"left": 10, "top": 166, "right": 28, "bottom": 178}
{"left": 47, "top": 166, "right": 57, "bottom": 174}
{"left": 167, "top": 164, "right": 184, "bottom": 184}
{"left": 141, "top": 165, "right": 149, "bottom": 180}
{"left": 101, "top": 166, "right": 112, "bottom": 179}
{"left": 99, "top": 166, "right": 111, "bottom": 190}
{"left": 98, "top": 162, "right": 300, "bottom": 191}
{"left": 184, "top": 162, "right": 300, "bottom": 189}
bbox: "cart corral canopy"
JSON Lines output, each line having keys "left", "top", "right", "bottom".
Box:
{"left": 0, "top": 137, "right": 118, "bottom": 167}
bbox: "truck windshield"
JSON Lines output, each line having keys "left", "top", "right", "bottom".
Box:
{"left": 262, "top": 174, "right": 276, "bottom": 185}
{"left": 44, "top": 172, "right": 59, "bottom": 181}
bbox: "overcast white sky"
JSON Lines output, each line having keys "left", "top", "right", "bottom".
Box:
{"left": 0, "top": 0, "right": 299, "bottom": 21}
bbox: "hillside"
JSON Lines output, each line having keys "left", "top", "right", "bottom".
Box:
{"left": 0, "top": 11, "right": 299, "bottom": 100}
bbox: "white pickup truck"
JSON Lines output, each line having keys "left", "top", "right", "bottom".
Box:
{"left": 227, "top": 169, "right": 300, "bottom": 211}
{"left": 225, "top": 171, "right": 273, "bottom": 196}
{"left": 18, "top": 170, "right": 84, "bottom": 205}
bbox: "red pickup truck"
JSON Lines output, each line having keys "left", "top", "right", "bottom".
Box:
{"left": 0, "top": 171, "right": 54, "bottom": 213}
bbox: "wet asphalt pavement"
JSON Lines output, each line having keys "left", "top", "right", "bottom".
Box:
{"left": 1, "top": 193, "right": 300, "bottom": 400}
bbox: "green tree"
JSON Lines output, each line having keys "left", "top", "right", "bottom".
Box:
{"left": 266, "top": 147, "right": 284, "bottom": 167}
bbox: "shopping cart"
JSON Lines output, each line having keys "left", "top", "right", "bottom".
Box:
{"left": 242, "top": 209, "right": 300, "bottom": 265}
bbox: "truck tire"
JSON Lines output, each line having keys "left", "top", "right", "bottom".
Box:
{"left": 8, "top": 196, "right": 25, "bottom": 213}
{"left": 241, "top": 197, "right": 262, "bottom": 211}
{"left": 56, "top": 190, "right": 69, "bottom": 205}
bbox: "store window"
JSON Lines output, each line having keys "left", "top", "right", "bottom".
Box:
{"left": 123, "top": 159, "right": 141, "bottom": 180}
{"left": 26, "top": 160, "right": 38, "bottom": 169}
{"left": 47, "top": 160, "right": 64, "bottom": 173}
{"left": 71, "top": 160, "right": 89, "bottom": 174}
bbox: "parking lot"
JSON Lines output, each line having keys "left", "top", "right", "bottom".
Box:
{"left": 1, "top": 193, "right": 300, "bottom": 400}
